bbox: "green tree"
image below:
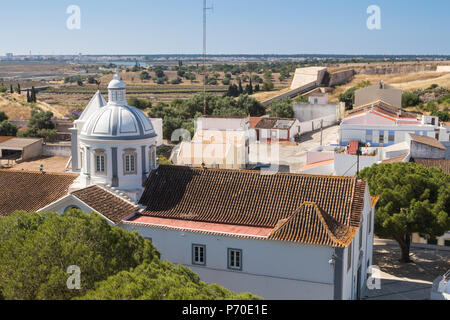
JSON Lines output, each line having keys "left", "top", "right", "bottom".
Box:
{"left": 171, "top": 77, "right": 182, "bottom": 85}
{"left": 238, "top": 79, "right": 243, "bottom": 94}
{"left": 0, "top": 210, "right": 159, "bottom": 300}
{"left": 140, "top": 71, "right": 151, "bottom": 81}
{"left": 0, "top": 120, "right": 18, "bottom": 136}
{"left": 30, "top": 86, "right": 37, "bottom": 103}
{"left": 339, "top": 87, "right": 357, "bottom": 110}
{"left": 28, "top": 109, "right": 55, "bottom": 130}
{"left": 360, "top": 163, "right": 450, "bottom": 263}
{"left": 268, "top": 98, "right": 294, "bottom": 118}
{"left": 0, "top": 111, "right": 8, "bottom": 122}
{"left": 87, "top": 76, "right": 96, "bottom": 84}
{"left": 402, "top": 91, "right": 420, "bottom": 109}
{"left": 128, "top": 97, "right": 152, "bottom": 110}
{"left": 79, "top": 260, "right": 260, "bottom": 300}
{"left": 262, "top": 80, "right": 274, "bottom": 92}
{"left": 431, "top": 110, "right": 450, "bottom": 122}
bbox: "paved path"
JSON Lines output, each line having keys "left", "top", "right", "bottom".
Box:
{"left": 364, "top": 239, "right": 450, "bottom": 300}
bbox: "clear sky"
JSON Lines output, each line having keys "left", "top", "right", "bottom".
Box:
{"left": 1, "top": 0, "right": 449, "bottom": 55}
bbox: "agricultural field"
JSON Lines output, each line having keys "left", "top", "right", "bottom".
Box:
{"left": 1, "top": 61, "right": 449, "bottom": 121}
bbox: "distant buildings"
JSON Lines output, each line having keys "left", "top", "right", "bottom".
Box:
{"left": 340, "top": 100, "right": 449, "bottom": 146}
{"left": 175, "top": 116, "right": 250, "bottom": 170}
{"left": 293, "top": 91, "right": 343, "bottom": 135}
{"left": 250, "top": 117, "right": 301, "bottom": 143}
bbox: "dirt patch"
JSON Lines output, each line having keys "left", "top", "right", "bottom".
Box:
{"left": 12, "top": 156, "right": 70, "bottom": 173}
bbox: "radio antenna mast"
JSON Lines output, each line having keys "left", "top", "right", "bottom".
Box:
{"left": 203, "top": 0, "right": 213, "bottom": 115}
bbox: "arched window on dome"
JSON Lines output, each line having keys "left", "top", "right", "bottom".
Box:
{"left": 123, "top": 149, "right": 137, "bottom": 175}
{"left": 94, "top": 149, "right": 107, "bottom": 175}
{"left": 149, "top": 145, "right": 156, "bottom": 170}
{"left": 117, "top": 90, "right": 125, "bottom": 101}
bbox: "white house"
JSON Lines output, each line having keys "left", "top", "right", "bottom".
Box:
{"left": 340, "top": 101, "right": 449, "bottom": 147}
{"left": 250, "top": 117, "right": 301, "bottom": 143}
{"left": 174, "top": 116, "right": 250, "bottom": 169}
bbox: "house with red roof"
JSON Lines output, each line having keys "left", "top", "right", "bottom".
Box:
{"left": 340, "top": 100, "right": 449, "bottom": 146}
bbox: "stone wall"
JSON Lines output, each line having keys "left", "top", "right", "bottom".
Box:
{"left": 43, "top": 142, "right": 72, "bottom": 157}
{"left": 328, "top": 69, "right": 355, "bottom": 87}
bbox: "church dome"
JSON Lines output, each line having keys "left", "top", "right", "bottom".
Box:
{"left": 80, "top": 104, "right": 156, "bottom": 140}
{"left": 80, "top": 73, "right": 156, "bottom": 141}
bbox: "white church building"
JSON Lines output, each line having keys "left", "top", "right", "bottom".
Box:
{"left": 1, "top": 73, "right": 377, "bottom": 300}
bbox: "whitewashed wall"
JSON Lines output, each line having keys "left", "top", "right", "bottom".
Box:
{"left": 121, "top": 223, "right": 336, "bottom": 300}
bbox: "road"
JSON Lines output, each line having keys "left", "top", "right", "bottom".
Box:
{"left": 364, "top": 238, "right": 450, "bottom": 300}
{"left": 249, "top": 125, "right": 340, "bottom": 172}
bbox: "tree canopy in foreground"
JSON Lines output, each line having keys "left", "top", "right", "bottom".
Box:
{"left": 80, "top": 261, "right": 259, "bottom": 300}
{"left": 360, "top": 163, "right": 450, "bottom": 262}
{"left": 0, "top": 210, "right": 258, "bottom": 300}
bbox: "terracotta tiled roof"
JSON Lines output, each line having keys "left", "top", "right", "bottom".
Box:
{"left": 0, "top": 170, "right": 77, "bottom": 216}
{"left": 249, "top": 117, "right": 263, "bottom": 129}
{"left": 138, "top": 166, "right": 367, "bottom": 247}
{"left": 268, "top": 202, "right": 355, "bottom": 247}
{"left": 71, "top": 185, "right": 139, "bottom": 224}
{"left": 409, "top": 134, "right": 446, "bottom": 150}
{"left": 413, "top": 158, "right": 450, "bottom": 175}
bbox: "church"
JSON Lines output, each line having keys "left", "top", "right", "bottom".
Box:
{"left": 0, "top": 74, "right": 376, "bottom": 300}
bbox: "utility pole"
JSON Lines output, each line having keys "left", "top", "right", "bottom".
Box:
{"left": 356, "top": 143, "right": 361, "bottom": 178}
{"left": 202, "top": 0, "right": 213, "bottom": 115}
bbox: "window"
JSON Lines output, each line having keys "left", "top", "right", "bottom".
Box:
{"left": 365, "top": 130, "right": 372, "bottom": 142}
{"left": 125, "top": 154, "right": 135, "bottom": 173}
{"left": 388, "top": 131, "right": 395, "bottom": 143}
{"left": 94, "top": 150, "right": 106, "bottom": 174}
{"left": 123, "top": 149, "right": 137, "bottom": 175}
{"left": 228, "top": 249, "right": 242, "bottom": 271}
{"left": 444, "top": 240, "right": 450, "bottom": 247}
{"left": 379, "top": 132, "right": 384, "bottom": 146}
{"left": 368, "top": 210, "right": 372, "bottom": 234}
{"left": 347, "top": 242, "right": 353, "bottom": 272}
{"left": 192, "top": 244, "right": 206, "bottom": 265}
{"left": 427, "top": 238, "right": 438, "bottom": 245}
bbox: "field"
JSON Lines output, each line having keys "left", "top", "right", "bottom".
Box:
{"left": 1, "top": 61, "right": 449, "bottom": 121}
{"left": 0, "top": 92, "right": 67, "bottom": 120}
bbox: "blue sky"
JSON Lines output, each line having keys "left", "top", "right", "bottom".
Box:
{"left": 0, "top": 0, "right": 449, "bottom": 55}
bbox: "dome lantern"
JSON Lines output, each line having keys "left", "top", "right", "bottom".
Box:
{"left": 108, "top": 71, "right": 127, "bottom": 105}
